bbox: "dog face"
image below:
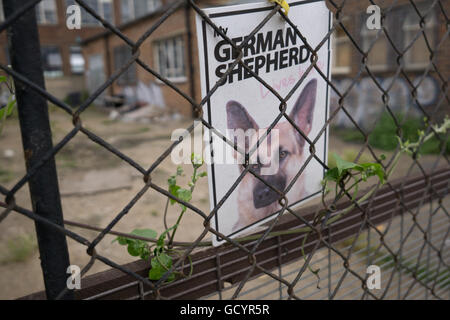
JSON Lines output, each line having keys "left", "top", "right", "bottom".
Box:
{"left": 226, "top": 79, "right": 317, "bottom": 231}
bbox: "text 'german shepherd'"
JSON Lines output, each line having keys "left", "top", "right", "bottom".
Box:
{"left": 226, "top": 78, "right": 317, "bottom": 232}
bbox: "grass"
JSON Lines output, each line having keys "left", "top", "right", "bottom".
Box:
{"left": 333, "top": 112, "right": 449, "bottom": 155}
{"left": 151, "top": 210, "right": 159, "bottom": 217}
{"left": 0, "top": 234, "right": 37, "bottom": 265}
{"left": 333, "top": 128, "right": 366, "bottom": 144}
{"left": 0, "top": 168, "right": 14, "bottom": 183}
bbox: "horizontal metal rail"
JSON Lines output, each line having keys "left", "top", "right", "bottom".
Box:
{"left": 20, "top": 168, "right": 449, "bottom": 300}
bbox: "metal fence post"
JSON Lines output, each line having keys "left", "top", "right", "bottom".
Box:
{"left": 3, "top": 0, "right": 73, "bottom": 300}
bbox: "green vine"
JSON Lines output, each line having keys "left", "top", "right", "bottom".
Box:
{"left": 114, "top": 153, "right": 207, "bottom": 282}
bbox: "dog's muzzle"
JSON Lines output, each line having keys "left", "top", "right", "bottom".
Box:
{"left": 253, "top": 176, "right": 286, "bottom": 209}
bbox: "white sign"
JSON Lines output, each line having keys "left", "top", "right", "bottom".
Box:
{"left": 195, "top": 0, "right": 331, "bottom": 246}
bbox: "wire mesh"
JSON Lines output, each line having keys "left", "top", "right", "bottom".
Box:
{"left": 0, "top": 0, "right": 448, "bottom": 300}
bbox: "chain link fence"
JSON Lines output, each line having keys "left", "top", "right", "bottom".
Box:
{"left": 0, "top": 0, "right": 448, "bottom": 300}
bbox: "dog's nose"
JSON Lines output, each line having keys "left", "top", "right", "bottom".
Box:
{"left": 252, "top": 175, "right": 286, "bottom": 209}
{"left": 253, "top": 186, "right": 280, "bottom": 209}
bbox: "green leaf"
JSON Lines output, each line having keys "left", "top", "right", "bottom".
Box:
{"left": 198, "top": 171, "right": 207, "bottom": 178}
{"left": 169, "top": 184, "right": 180, "bottom": 205}
{"left": 127, "top": 242, "right": 141, "bottom": 257}
{"left": 114, "top": 229, "right": 156, "bottom": 248}
{"left": 357, "top": 163, "right": 385, "bottom": 184}
{"left": 117, "top": 236, "right": 129, "bottom": 245}
{"left": 324, "top": 167, "right": 340, "bottom": 182}
{"left": 176, "top": 188, "right": 192, "bottom": 202}
{"left": 131, "top": 228, "right": 157, "bottom": 240}
{"left": 140, "top": 247, "right": 150, "bottom": 261}
{"left": 148, "top": 266, "right": 162, "bottom": 280}
{"left": 112, "top": 236, "right": 129, "bottom": 245}
{"left": 374, "top": 166, "right": 386, "bottom": 184}
{"left": 149, "top": 253, "right": 173, "bottom": 281}
{"left": 0, "top": 96, "right": 15, "bottom": 121}
{"left": 6, "top": 97, "right": 15, "bottom": 116}
{"left": 0, "top": 76, "right": 6, "bottom": 83}
{"left": 176, "top": 166, "right": 183, "bottom": 176}
{"left": 168, "top": 175, "right": 177, "bottom": 187}
{"left": 157, "top": 233, "right": 166, "bottom": 248}
{"left": 334, "top": 153, "right": 358, "bottom": 176}
{"left": 361, "top": 171, "right": 367, "bottom": 182}
{"left": 158, "top": 252, "right": 172, "bottom": 269}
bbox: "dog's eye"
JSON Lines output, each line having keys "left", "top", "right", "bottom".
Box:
{"left": 280, "top": 150, "right": 289, "bottom": 158}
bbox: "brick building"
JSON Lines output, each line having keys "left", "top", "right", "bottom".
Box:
{"left": 81, "top": 0, "right": 235, "bottom": 116}
{"left": 329, "top": 0, "right": 449, "bottom": 128}
{"left": 81, "top": 0, "right": 448, "bottom": 119}
{"left": 0, "top": 0, "right": 121, "bottom": 99}
{"left": 2, "top": 1, "right": 445, "bottom": 117}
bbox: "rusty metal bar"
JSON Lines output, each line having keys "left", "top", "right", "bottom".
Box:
{"left": 19, "top": 168, "right": 449, "bottom": 300}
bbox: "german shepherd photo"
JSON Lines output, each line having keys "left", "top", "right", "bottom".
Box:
{"left": 226, "top": 79, "right": 318, "bottom": 232}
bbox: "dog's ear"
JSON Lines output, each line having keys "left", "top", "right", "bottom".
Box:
{"left": 227, "top": 100, "right": 258, "bottom": 132}
{"left": 289, "top": 79, "right": 317, "bottom": 146}
{"left": 226, "top": 100, "right": 259, "bottom": 155}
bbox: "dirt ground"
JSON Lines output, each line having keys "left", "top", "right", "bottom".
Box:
{"left": 0, "top": 106, "right": 446, "bottom": 299}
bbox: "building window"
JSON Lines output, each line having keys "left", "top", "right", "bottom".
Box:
{"left": 36, "top": 0, "right": 58, "bottom": 25}
{"left": 113, "top": 46, "right": 137, "bottom": 86}
{"left": 332, "top": 22, "right": 351, "bottom": 74}
{"left": 154, "top": 36, "right": 186, "bottom": 81}
{"left": 87, "top": 54, "right": 106, "bottom": 97}
{"left": 403, "top": 7, "right": 436, "bottom": 69}
{"left": 41, "top": 46, "right": 63, "bottom": 78}
{"left": 70, "top": 46, "right": 85, "bottom": 75}
{"left": 361, "top": 25, "right": 389, "bottom": 71}
{"left": 121, "top": 0, "right": 162, "bottom": 23}
{"left": 65, "top": 0, "right": 114, "bottom": 26}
